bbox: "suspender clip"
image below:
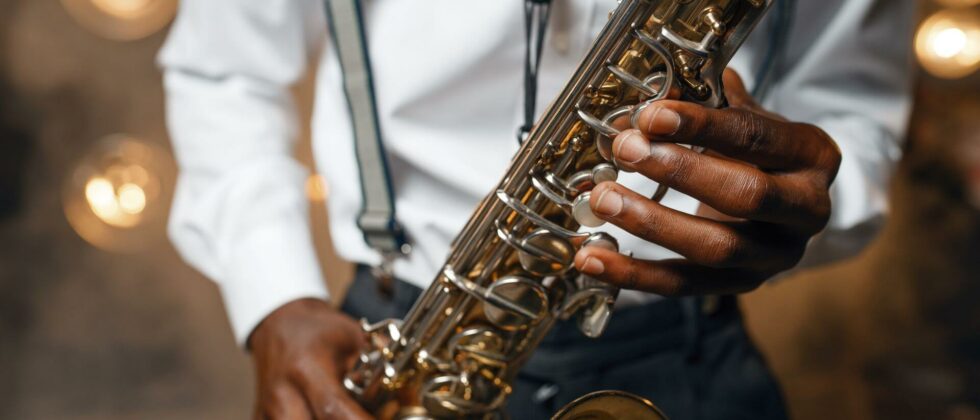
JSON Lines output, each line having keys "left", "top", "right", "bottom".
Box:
{"left": 359, "top": 211, "right": 411, "bottom": 297}
{"left": 371, "top": 245, "right": 410, "bottom": 298}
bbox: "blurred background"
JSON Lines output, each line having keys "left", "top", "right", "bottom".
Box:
{"left": 1, "top": 0, "right": 978, "bottom": 419}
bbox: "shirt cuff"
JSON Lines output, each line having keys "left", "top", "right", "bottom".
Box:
{"left": 220, "top": 222, "right": 330, "bottom": 347}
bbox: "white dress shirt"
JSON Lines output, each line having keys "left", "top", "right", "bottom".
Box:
{"left": 159, "top": 0, "right": 915, "bottom": 344}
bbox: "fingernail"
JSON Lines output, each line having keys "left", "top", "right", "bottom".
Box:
{"left": 580, "top": 256, "right": 605, "bottom": 275}
{"left": 645, "top": 106, "right": 681, "bottom": 136}
{"left": 593, "top": 188, "right": 623, "bottom": 217}
{"left": 615, "top": 130, "right": 650, "bottom": 164}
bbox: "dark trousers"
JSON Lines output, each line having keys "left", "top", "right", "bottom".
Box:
{"left": 341, "top": 265, "right": 788, "bottom": 420}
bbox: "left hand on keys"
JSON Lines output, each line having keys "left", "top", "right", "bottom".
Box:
{"left": 575, "top": 69, "right": 842, "bottom": 295}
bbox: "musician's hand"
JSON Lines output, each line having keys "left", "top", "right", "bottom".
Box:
{"left": 575, "top": 69, "right": 841, "bottom": 295}
{"left": 249, "top": 298, "right": 372, "bottom": 420}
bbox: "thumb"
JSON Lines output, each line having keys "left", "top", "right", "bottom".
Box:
{"left": 722, "top": 68, "right": 787, "bottom": 121}
{"left": 295, "top": 356, "right": 374, "bottom": 420}
{"left": 721, "top": 68, "right": 759, "bottom": 110}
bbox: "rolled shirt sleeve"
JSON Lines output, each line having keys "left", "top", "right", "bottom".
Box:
{"left": 763, "top": 0, "right": 916, "bottom": 266}
{"left": 158, "top": 0, "right": 330, "bottom": 345}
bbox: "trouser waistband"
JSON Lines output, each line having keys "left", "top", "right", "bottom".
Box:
{"left": 341, "top": 264, "right": 741, "bottom": 372}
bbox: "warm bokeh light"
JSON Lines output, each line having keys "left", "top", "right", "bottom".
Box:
{"left": 84, "top": 175, "right": 149, "bottom": 228}
{"left": 118, "top": 183, "right": 147, "bottom": 215}
{"left": 933, "top": 27, "right": 968, "bottom": 58}
{"left": 936, "top": 0, "right": 980, "bottom": 7}
{"left": 64, "top": 135, "right": 174, "bottom": 253}
{"left": 61, "top": 0, "right": 177, "bottom": 41}
{"left": 915, "top": 9, "right": 980, "bottom": 79}
{"left": 306, "top": 174, "right": 330, "bottom": 202}
{"left": 85, "top": 176, "right": 136, "bottom": 228}
{"left": 90, "top": 0, "right": 154, "bottom": 18}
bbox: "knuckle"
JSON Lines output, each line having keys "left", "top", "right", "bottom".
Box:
{"left": 633, "top": 204, "right": 664, "bottom": 240}
{"left": 702, "top": 230, "right": 742, "bottom": 267}
{"left": 284, "top": 361, "right": 309, "bottom": 383}
{"left": 795, "top": 179, "right": 833, "bottom": 234}
{"left": 732, "top": 110, "right": 769, "bottom": 153}
{"left": 656, "top": 146, "right": 696, "bottom": 186}
{"left": 731, "top": 172, "right": 773, "bottom": 216}
{"left": 623, "top": 265, "right": 642, "bottom": 291}
{"left": 812, "top": 192, "right": 833, "bottom": 230}
{"left": 807, "top": 124, "right": 842, "bottom": 172}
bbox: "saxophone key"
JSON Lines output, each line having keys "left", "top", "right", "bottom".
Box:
{"left": 483, "top": 276, "right": 550, "bottom": 330}
{"left": 572, "top": 192, "right": 605, "bottom": 227}
{"left": 516, "top": 228, "right": 575, "bottom": 275}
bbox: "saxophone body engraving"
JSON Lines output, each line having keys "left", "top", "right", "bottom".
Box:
{"left": 344, "top": 1, "right": 772, "bottom": 418}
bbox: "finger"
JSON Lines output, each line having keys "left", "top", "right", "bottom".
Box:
{"left": 258, "top": 383, "right": 313, "bottom": 420}
{"left": 611, "top": 83, "right": 685, "bottom": 131}
{"left": 574, "top": 249, "right": 767, "bottom": 296}
{"left": 721, "top": 69, "right": 758, "bottom": 111}
{"left": 610, "top": 130, "right": 831, "bottom": 230}
{"left": 696, "top": 203, "right": 740, "bottom": 222}
{"left": 721, "top": 68, "right": 782, "bottom": 114}
{"left": 588, "top": 182, "right": 803, "bottom": 268}
{"left": 634, "top": 100, "right": 836, "bottom": 171}
{"left": 293, "top": 357, "right": 373, "bottom": 420}
{"left": 721, "top": 69, "right": 785, "bottom": 120}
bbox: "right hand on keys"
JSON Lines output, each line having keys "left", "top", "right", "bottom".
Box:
{"left": 248, "top": 298, "right": 373, "bottom": 420}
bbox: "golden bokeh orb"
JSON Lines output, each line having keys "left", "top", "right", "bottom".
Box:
{"left": 90, "top": 0, "right": 156, "bottom": 19}
{"left": 63, "top": 135, "right": 174, "bottom": 253}
{"left": 935, "top": 0, "right": 980, "bottom": 7}
{"left": 915, "top": 8, "right": 980, "bottom": 79}
{"left": 61, "top": 0, "right": 177, "bottom": 41}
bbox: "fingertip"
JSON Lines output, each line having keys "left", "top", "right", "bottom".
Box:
{"left": 575, "top": 244, "right": 619, "bottom": 263}
{"left": 574, "top": 248, "right": 608, "bottom": 276}
{"left": 589, "top": 180, "right": 617, "bottom": 204}
{"left": 722, "top": 68, "right": 746, "bottom": 88}
{"left": 721, "top": 68, "right": 756, "bottom": 108}
{"left": 637, "top": 103, "right": 682, "bottom": 137}
{"left": 612, "top": 129, "right": 651, "bottom": 167}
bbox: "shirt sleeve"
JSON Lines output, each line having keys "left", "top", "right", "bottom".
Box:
{"left": 158, "top": 0, "right": 330, "bottom": 345}
{"left": 762, "top": 0, "right": 916, "bottom": 267}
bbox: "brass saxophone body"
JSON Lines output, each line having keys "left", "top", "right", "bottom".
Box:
{"left": 344, "top": 1, "right": 772, "bottom": 418}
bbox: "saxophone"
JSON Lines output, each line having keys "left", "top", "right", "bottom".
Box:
{"left": 344, "top": 1, "right": 772, "bottom": 418}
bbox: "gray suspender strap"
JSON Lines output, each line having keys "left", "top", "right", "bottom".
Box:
{"left": 324, "top": 0, "right": 409, "bottom": 260}
{"left": 752, "top": 0, "right": 794, "bottom": 100}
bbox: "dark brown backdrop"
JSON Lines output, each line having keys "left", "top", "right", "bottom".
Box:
{"left": 1, "top": 1, "right": 978, "bottom": 419}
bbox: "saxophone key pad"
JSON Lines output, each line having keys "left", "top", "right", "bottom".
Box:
{"left": 517, "top": 228, "right": 575, "bottom": 275}
{"left": 572, "top": 192, "right": 605, "bottom": 228}
{"left": 592, "top": 163, "right": 619, "bottom": 184}
{"left": 483, "top": 276, "right": 549, "bottom": 330}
